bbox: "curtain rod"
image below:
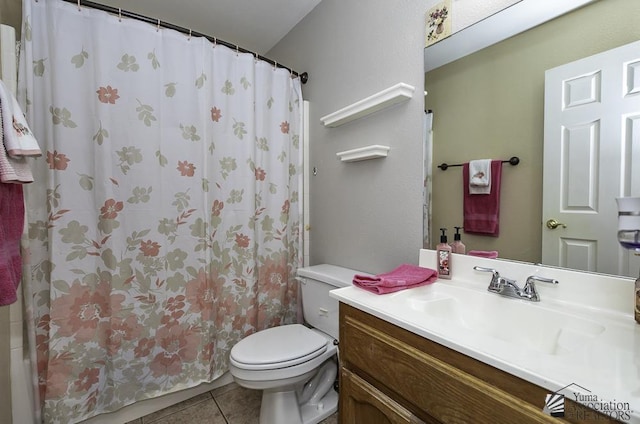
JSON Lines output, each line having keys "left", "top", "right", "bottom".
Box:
{"left": 58, "top": 0, "right": 309, "bottom": 84}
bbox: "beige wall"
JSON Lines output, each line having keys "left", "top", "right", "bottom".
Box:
{"left": 0, "top": 307, "right": 10, "bottom": 424}
{"left": 0, "top": 0, "right": 21, "bottom": 37}
{"left": 426, "top": 0, "right": 640, "bottom": 263}
{"left": 268, "top": 0, "right": 428, "bottom": 273}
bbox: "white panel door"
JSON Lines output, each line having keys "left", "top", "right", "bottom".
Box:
{"left": 543, "top": 39, "right": 640, "bottom": 277}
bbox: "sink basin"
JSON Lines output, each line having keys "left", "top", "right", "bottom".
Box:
{"left": 386, "top": 282, "right": 605, "bottom": 355}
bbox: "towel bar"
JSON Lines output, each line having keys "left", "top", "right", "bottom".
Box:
{"left": 438, "top": 156, "right": 520, "bottom": 171}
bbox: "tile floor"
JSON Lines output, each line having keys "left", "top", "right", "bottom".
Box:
{"left": 125, "top": 382, "right": 338, "bottom": 424}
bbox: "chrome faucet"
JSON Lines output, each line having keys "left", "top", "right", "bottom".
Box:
{"left": 473, "top": 266, "right": 558, "bottom": 302}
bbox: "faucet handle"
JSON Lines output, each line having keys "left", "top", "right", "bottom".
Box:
{"left": 523, "top": 275, "right": 559, "bottom": 301}
{"left": 474, "top": 266, "right": 502, "bottom": 291}
{"left": 473, "top": 266, "right": 499, "bottom": 277}
{"left": 526, "top": 275, "right": 559, "bottom": 286}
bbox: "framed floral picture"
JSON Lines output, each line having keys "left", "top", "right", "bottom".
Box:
{"left": 426, "top": 0, "right": 452, "bottom": 47}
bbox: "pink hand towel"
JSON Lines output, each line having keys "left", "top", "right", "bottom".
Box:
{"left": 353, "top": 264, "right": 438, "bottom": 295}
{"left": 463, "top": 160, "right": 502, "bottom": 236}
{"left": 0, "top": 182, "right": 24, "bottom": 306}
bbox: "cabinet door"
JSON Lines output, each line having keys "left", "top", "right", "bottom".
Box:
{"left": 340, "top": 368, "right": 431, "bottom": 424}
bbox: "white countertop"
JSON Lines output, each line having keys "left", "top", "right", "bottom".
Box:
{"left": 330, "top": 249, "right": 640, "bottom": 422}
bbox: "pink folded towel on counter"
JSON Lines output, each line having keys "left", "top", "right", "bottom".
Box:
{"left": 353, "top": 264, "right": 438, "bottom": 295}
{"left": 467, "top": 250, "right": 499, "bottom": 259}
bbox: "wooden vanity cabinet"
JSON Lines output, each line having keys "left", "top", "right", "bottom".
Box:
{"left": 338, "top": 303, "right": 619, "bottom": 424}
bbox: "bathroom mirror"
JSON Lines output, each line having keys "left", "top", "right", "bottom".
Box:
{"left": 424, "top": 0, "right": 640, "bottom": 278}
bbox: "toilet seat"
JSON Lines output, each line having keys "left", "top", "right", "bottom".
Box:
{"left": 230, "top": 324, "right": 328, "bottom": 371}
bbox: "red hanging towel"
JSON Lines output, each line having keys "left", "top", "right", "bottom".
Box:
{"left": 463, "top": 160, "right": 502, "bottom": 237}
{"left": 0, "top": 182, "right": 24, "bottom": 306}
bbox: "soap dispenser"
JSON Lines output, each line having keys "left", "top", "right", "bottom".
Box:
{"left": 451, "top": 226, "right": 466, "bottom": 254}
{"left": 436, "top": 228, "right": 452, "bottom": 279}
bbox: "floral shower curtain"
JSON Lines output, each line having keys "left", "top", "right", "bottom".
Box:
{"left": 19, "top": 1, "right": 303, "bottom": 422}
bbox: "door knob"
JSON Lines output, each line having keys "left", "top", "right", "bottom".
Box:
{"left": 546, "top": 219, "right": 567, "bottom": 230}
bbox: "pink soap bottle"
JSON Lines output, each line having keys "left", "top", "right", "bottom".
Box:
{"left": 436, "top": 228, "right": 452, "bottom": 279}
{"left": 451, "top": 226, "right": 466, "bottom": 254}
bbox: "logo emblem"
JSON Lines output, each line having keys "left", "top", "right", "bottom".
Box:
{"left": 543, "top": 392, "right": 565, "bottom": 417}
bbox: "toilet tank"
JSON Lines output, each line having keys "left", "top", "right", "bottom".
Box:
{"left": 296, "top": 264, "right": 368, "bottom": 340}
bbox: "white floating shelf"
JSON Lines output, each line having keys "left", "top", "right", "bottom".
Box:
{"left": 320, "top": 83, "right": 415, "bottom": 127}
{"left": 336, "top": 145, "right": 390, "bottom": 162}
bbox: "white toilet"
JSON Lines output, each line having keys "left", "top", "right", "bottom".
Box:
{"left": 229, "top": 264, "right": 362, "bottom": 424}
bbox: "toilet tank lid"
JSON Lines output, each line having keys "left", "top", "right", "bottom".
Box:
{"left": 296, "top": 264, "right": 372, "bottom": 288}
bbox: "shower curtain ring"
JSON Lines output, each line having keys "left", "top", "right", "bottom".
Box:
{"left": 118, "top": 8, "right": 122, "bottom": 22}
{"left": 77, "top": 0, "right": 81, "bottom": 11}
{"left": 188, "top": 29, "right": 192, "bottom": 40}
{"left": 156, "top": 18, "right": 160, "bottom": 32}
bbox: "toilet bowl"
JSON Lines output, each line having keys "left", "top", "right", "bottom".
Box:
{"left": 229, "top": 264, "right": 363, "bottom": 424}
